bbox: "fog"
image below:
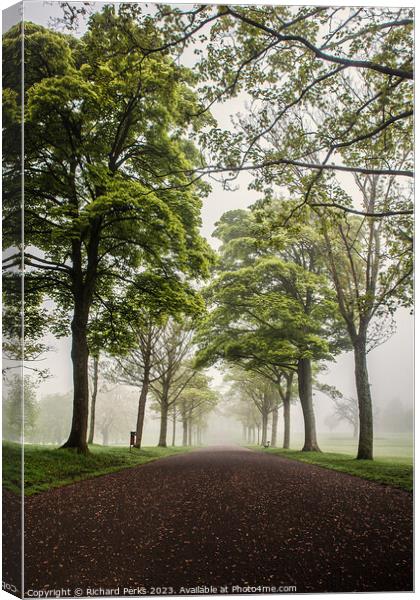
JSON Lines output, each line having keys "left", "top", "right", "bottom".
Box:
{"left": 4, "top": 1, "right": 413, "bottom": 449}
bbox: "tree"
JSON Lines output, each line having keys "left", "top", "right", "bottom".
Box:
{"left": 149, "top": 321, "right": 196, "bottom": 447}
{"left": 90, "top": 383, "right": 138, "bottom": 446}
{"left": 107, "top": 313, "right": 167, "bottom": 449}
{"left": 46, "top": 7, "right": 414, "bottom": 210}
{"left": 223, "top": 389, "right": 261, "bottom": 445}
{"left": 319, "top": 384, "right": 359, "bottom": 439}
{"left": 3, "top": 375, "right": 39, "bottom": 442}
{"left": 225, "top": 369, "right": 277, "bottom": 446}
{"left": 2, "top": 7, "right": 213, "bottom": 452}
{"left": 197, "top": 206, "right": 347, "bottom": 451}
{"left": 317, "top": 175, "right": 412, "bottom": 459}
{"left": 134, "top": 5, "right": 414, "bottom": 210}
{"left": 177, "top": 371, "right": 219, "bottom": 446}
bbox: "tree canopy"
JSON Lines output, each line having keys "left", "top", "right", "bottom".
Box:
{"left": 3, "top": 7, "right": 214, "bottom": 452}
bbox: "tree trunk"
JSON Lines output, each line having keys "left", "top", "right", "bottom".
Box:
{"left": 182, "top": 417, "right": 188, "bottom": 446}
{"left": 87, "top": 354, "right": 99, "bottom": 445}
{"left": 62, "top": 302, "right": 90, "bottom": 453}
{"left": 158, "top": 397, "right": 168, "bottom": 447}
{"left": 271, "top": 406, "right": 278, "bottom": 448}
{"left": 134, "top": 364, "right": 150, "bottom": 449}
{"left": 171, "top": 404, "right": 176, "bottom": 446}
{"left": 188, "top": 415, "right": 192, "bottom": 446}
{"left": 354, "top": 340, "right": 373, "bottom": 459}
{"left": 297, "top": 358, "right": 320, "bottom": 452}
{"left": 257, "top": 423, "right": 260, "bottom": 445}
{"left": 261, "top": 410, "right": 268, "bottom": 445}
{"left": 283, "top": 396, "right": 291, "bottom": 449}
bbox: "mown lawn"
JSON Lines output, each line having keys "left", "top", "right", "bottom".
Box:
{"left": 3, "top": 442, "right": 192, "bottom": 496}
{"left": 255, "top": 447, "right": 413, "bottom": 492}
{"left": 315, "top": 433, "right": 413, "bottom": 461}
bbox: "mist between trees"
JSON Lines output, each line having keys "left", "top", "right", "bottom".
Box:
{"left": 1, "top": 373, "right": 413, "bottom": 448}
{"left": 2, "top": 3, "right": 413, "bottom": 460}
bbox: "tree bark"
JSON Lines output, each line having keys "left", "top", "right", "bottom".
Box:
{"left": 62, "top": 217, "right": 101, "bottom": 454}
{"left": 354, "top": 339, "right": 373, "bottom": 459}
{"left": 171, "top": 404, "right": 176, "bottom": 446}
{"left": 87, "top": 354, "right": 99, "bottom": 445}
{"left": 158, "top": 396, "right": 168, "bottom": 447}
{"left": 283, "top": 396, "right": 291, "bottom": 449}
{"left": 135, "top": 340, "right": 153, "bottom": 449}
{"left": 62, "top": 301, "right": 90, "bottom": 453}
{"left": 282, "top": 373, "right": 293, "bottom": 449}
{"left": 188, "top": 414, "right": 192, "bottom": 446}
{"left": 134, "top": 380, "right": 148, "bottom": 449}
{"left": 182, "top": 416, "right": 188, "bottom": 446}
{"left": 261, "top": 410, "right": 268, "bottom": 445}
{"left": 271, "top": 405, "right": 278, "bottom": 448}
{"left": 297, "top": 358, "right": 320, "bottom": 452}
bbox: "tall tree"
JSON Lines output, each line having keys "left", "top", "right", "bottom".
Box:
{"left": 317, "top": 175, "right": 412, "bottom": 459}
{"left": 107, "top": 314, "right": 166, "bottom": 449}
{"left": 197, "top": 207, "right": 347, "bottom": 451}
{"left": 2, "top": 8, "right": 213, "bottom": 452}
{"left": 150, "top": 321, "right": 196, "bottom": 447}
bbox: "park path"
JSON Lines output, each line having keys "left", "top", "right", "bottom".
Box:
{"left": 22, "top": 446, "right": 412, "bottom": 594}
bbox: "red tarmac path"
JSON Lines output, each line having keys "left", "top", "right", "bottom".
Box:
{"left": 4, "top": 446, "right": 413, "bottom": 595}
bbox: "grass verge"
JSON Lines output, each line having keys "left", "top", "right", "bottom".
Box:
{"left": 3, "top": 442, "right": 192, "bottom": 496}
{"left": 253, "top": 447, "right": 413, "bottom": 492}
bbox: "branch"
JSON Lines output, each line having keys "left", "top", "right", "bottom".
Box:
{"left": 24, "top": 252, "right": 73, "bottom": 273}
{"left": 193, "top": 159, "right": 413, "bottom": 178}
{"left": 226, "top": 7, "right": 413, "bottom": 80}
{"left": 311, "top": 202, "right": 413, "bottom": 218}
{"left": 332, "top": 109, "right": 413, "bottom": 151}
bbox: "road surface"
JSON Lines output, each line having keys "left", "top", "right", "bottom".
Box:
{"left": 19, "top": 446, "right": 412, "bottom": 594}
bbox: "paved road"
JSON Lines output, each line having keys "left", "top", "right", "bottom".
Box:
{"left": 22, "top": 446, "right": 412, "bottom": 594}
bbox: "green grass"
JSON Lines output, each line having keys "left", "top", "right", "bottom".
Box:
{"left": 254, "top": 447, "right": 413, "bottom": 492}
{"left": 2, "top": 442, "right": 192, "bottom": 496}
{"left": 315, "top": 433, "right": 413, "bottom": 461}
